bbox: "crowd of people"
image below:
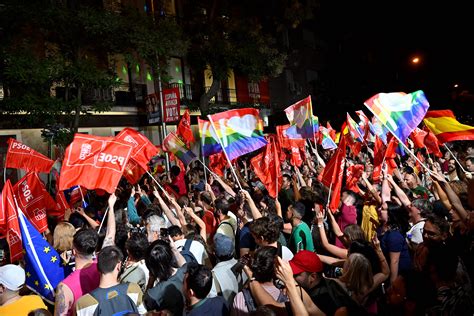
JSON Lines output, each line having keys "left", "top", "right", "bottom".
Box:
{"left": 0, "top": 139, "right": 473, "bottom": 316}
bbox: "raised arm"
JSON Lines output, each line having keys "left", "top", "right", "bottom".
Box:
{"left": 431, "top": 170, "right": 469, "bottom": 220}
{"left": 316, "top": 209, "right": 348, "bottom": 259}
{"left": 241, "top": 189, "right": 262, "bottom": 220}
{"left": 386, "top": 174, "right": 411, "bottom": 208}
{"left": 126, "top": 186, "right": 141, "bottom": 226}
{"left": 102, "top": 193, "right": 117, "bottom": 249}
{"left": 213, "top": 173, "right": 237, "bottom": 197}
{"left": 75, "top": 207, "right": 99, "bottom": 230}
{"left": 185, "top": 206, "right": 207, "bottom": 242}
{"left": 370, "top": 235, "right": 389, "bottom": 292}
{"left": 361, "top": 172, "right": 382, "bottom": 205}
{"left": 152, "top": 187, "right": 181, "bottom": 227}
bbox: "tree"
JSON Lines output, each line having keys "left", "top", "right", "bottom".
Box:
{"left": 180, "top": 0, "right": 292, "bottom": 115}
{"left": 0, "top": 0, "right": 185, "bottom": 140}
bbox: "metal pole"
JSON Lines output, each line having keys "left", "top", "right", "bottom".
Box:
{"left": 157, "top": 66, "right": 170, "bottom": 174}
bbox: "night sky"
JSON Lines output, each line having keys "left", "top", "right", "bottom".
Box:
{"left": 315, "top": 0, "right": 473, "bottom": 119}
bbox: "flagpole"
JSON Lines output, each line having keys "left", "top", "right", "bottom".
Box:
{"left": 273, "top": 138, "right": 279, "bottom": 199}
{"left": 364, "top": 106, "right": 432, "bottom": 174}
{"left": 145, "top": 170, "right": 171, "bottom": 200}
{"left": 98, "top": 206, "right": 109, "bottom": 234}
{"left": 200, "top": 143, "right": 208, "bottom": 185}
{"left": 207, "top": 115, "right": 243, "bottom": 191}
{"left": 79, "top": 186, "right": 86, "bottom": 207}
{"left": 443, "top": 144, "right": 467, "bottom": 173}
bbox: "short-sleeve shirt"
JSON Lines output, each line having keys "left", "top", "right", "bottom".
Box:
{"left": 172, "top": 171, "right": 187, "bottom": 196}
{"left": 239, "top": 222, "right": 256, "bottom": 252}
{"left": 380, "top": 229, "right": 412, "bottom": 273}
{"left": 0, "top": 295, "right": 47, "bottom": 315}
{"left": 289, "top": 222, "right": 314, "bottom": 253}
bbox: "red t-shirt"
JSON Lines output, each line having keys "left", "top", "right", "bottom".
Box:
{"left": 336, "top": 204, "right": 357, "bottom": 248}
{"left": 172, "top": 171, "right": 187, "bottom": 196}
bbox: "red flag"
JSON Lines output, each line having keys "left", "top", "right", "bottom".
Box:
{"left": 209, "top": 152, "right": 228, "bottom": 177}
{"left": 59, "top": 134, "right": 133, "bottom": 193}
{"left": 423, "top": 127, "right": 442, "bottom": 157}
{"left": 326, "top": 122, "right": 337, "bottom": 141}
{"left": 276, "top": 125, "right": 305, "bottom": 149}
{"left": 410, "top": 127, "right": 428, "bottom": 149}
{"left": 115, "top": 128, "right": 159, "bottom": 171}
{"left": 320, "top": 137, "right": 346, "bottom": 190}
{"left": 0, "top": 180, "right": 23, "bottom": 262}
{"left": 289, "top": 146, "right": 303, "bottom": 167}
{"left": 13, "top": 172, "right": 54, "bottom": 233}
{"left": 372, "top": 136, "right": 385, "bottom": 182}
{"left": 346, "top": 164, "right": 364, "bottom": 193}
{"left": 48, "top": 169, "right": 68, "bottom": 217}
{"left": 123, "top": 159, "right": 146, "bottom": 185}
{"left": 328, "top": 138, "right": 347, "bottom": 212}
{"left": 177, "top": 109, "right": 195, "bottom": 146}
{"left": 250, "top": 136, "right": 282, "bottom": 198}
{"left": 5, "top": 138, "right": 54, "bottom": 173}
{"left": 384, "top": 137, "right": 399, "bottom": 174}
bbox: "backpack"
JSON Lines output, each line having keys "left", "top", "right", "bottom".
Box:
{"left": 180, "top": 238, "right": 198, "bottom": 264}
{"left": 89, "top": 283, "right": 139, "bottom": 316}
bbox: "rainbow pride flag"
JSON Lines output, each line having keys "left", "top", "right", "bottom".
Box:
{"left": 369, "top": 116, "right": 388, "bottom": 144}
{"left": 162, "top": 132, "right": 197, "bottom": 166}
{"left": 347, "top": 113, "right": 364, "bottom": 142}
{"left": 198, "top": 118, "right": 222, "bottom": 156}
{"left": 208, "top": 108, "right": 267, "bottom": 160}
{"left": 364, "top": 90, "right": 430, "bottom": 143}
{"left": 423, "top": 110, "right": 474, "bottom": 143}
{"left": 312, "top": 115, "right": 319, "bottom": 134}
{"left": 285, "top": 96, "right": 314, "bottom": 139}
{"left": 320, "top": 126, "right": 337, "bottom": 150}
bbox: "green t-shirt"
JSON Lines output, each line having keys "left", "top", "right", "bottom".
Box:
{"left": 289, "top": 222, "right": 314, "bottom": 253}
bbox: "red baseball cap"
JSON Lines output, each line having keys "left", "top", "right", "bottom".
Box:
{"left": 289, "top": 250, "right": 323, "bottom": 275}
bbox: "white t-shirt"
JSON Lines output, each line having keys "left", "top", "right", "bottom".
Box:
{"left": 407, "top": 220, "right": 425, "bottom": 245}
{"left": 174, "top": 238, "right": 208, "bottom": 264}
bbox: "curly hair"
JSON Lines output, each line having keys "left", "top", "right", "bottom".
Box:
{"left": 250, "top": 217, "right": 279, "bottom": 243}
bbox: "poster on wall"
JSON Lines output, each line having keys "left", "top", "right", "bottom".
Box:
{"left": 145, "top": 93, "right": 161, "bottom": 124}
{"left": 162, "top": 87, "right": 180, "bottom": 123}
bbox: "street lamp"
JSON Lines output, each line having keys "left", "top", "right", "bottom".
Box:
{"left": 411, "top": 57, "right": 420, "bottom": 65}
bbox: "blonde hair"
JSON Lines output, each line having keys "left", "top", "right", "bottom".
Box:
{"left": 53, "top": 222, "right": 76, "bottom": 253}
{"left": 340, "top": 253, "right": 374, "bottom": 297}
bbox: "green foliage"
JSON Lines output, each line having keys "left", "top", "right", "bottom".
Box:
{"left": 0, "top": 0, "right": 186, "bottom": 129}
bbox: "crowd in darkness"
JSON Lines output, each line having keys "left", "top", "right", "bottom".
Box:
{"left": 0, "top": 141, "right": 473, "bottom": 316}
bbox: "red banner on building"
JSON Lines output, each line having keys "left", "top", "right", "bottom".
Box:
{"left": 162, "top": 87, "right": 180, "bottom": 123}
{"left": 59, "top": 134, "right": 133, "bottom": 193}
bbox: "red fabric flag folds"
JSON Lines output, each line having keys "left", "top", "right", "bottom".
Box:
{"left": 0, "top": 180, "right": 23, "bottom": 262}
{"left": 13, "top": 172, "right": 55, "bottom": 233}
{"left": 250, "top": 136, "right": 282, "bottom": 198}
{"left": 5, "top": 138, "right": 54, "bottom": 173}
{"left": 177, "top": 109, "right": 195, "bottom": 146}
{"left": 59, "top": 134, "right": 133, "bottom": 193}
{"left": 115, "top": 128, "right": 159, "bottom": 171}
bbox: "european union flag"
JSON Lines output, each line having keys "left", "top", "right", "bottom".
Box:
{"left": 19, "top": 212, "right": 66, "bottom": 304}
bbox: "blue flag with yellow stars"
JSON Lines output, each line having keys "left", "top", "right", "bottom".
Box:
{"left": 19, "top": 212, "right": 66, "bottom": 304}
